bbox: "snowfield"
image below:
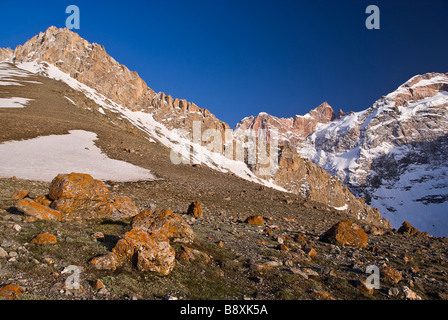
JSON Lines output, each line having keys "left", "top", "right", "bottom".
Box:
{"left": 0, "top": 130, "right": 155, "bottom": 182}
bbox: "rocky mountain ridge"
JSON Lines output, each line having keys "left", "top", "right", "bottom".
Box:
{"left": 237, "top": 73, "right": 448, "bottom": 236}
{"left": 0, "top": 26, "right": 388, "bottom": 229}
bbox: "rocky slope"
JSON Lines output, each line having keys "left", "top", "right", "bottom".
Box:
{"left": 236, "top": 73, "right": 448, "bottom": 237}
{"left": 0, "top": 26, "right": 448, "bottom": 302}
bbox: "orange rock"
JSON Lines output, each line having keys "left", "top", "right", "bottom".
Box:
{"left": 112, "top": 229, "right": 176, "bottom": 275}
{"left": 16, "top": 198, "right": 62, "bottom": 221}
{"left": 50, "top": 198, "right": 112, "bottom": 220}
{"left": 131, "top": 209, "right": 194, "bottom": 243}
{"left": 310, "top": 290, "right": 334, "bottom": 300}
{"left": 12, "top": 189, "right": 28, "bottom": 200}
{"left": 48, "top": 172, "right": 110, "bottom": 201}
{"left": 380, "top": 265, "right": 402, "bottom": 284}
{"left": 245, "top": 215, "right": 264, "bottom": 226}
{"left": 398, "top": 221, "right": 423, "bottom": 237}
{"left": 31, "top": 232, "right": 57, "bottom": 245}
{"left": 109, "top": 196, "right": 139, "bottom": 220}
{"left": 293, "top": 233, "right": 308, "bottom": 246}
{"left": 90, "top": 252, "right": 118, "bottom": 271}
{"left": 34, "top": 194, "right": 52, "bottom": 207}
{"left": 303, "top": 247, "right": 317, "bottom": 257}
{"left": 321, "top": 221, "right": 368, "bottom": 248}
{"left": 177, "top": 245, "right": 210, "bottom": 263}
{"left": 92, "top": 279, "right": 105, "bottom": 291}
{"left": 353, "top": 280, "right": 375, "bottom": 295}
{"left": 0, "top": 284, "right": 25, "bottom": 300}
{"left": 187, "top": 201, "right": 203, "bottom": 218}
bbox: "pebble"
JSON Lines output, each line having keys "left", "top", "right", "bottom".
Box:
{"left": 1, "top": 240, "right": 13, "bottom": 248}
{"left": 388, "top": 287, "right": 400, "bottom": 297}
{"left": 13, "top": 224, "right": 21, "bottom": 232}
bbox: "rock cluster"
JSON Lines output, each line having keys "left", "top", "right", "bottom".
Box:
{"left": 91, "top": 208, "right": 194, "bottom": 274}
{"left": 11, "top": 172, "right": 199, "bottom": 276}
{"left": 15, "top": 172, "right": 138, "bottom": 221}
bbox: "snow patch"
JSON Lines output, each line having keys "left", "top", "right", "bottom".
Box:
{"left": 0, "top": 97, "right": 33, "bottom": 108}
{"left": 0, "top": 130, "right": 155, "bottom": 182}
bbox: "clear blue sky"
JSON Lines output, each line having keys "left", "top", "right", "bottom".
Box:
{"left": 1, "top": 0, "right": 447, "bottom": 127}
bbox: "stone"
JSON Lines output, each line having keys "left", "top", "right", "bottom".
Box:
{"left": 402, "top": 286, "right": 422, "bottom": 300}
{"left": 397, "top": 221, "right": 424, "bottom": 237}
{"left": 131, "top": 209, "right": 194, "bottom": 243}
{"left": 34, "top": 194, "right": 52, "bottom": 207}
{"left": 321, "top": 221, "right": 368, "bottom": 248}
{"left": 112, "top": 229, "right": 176, "bottom": 275}
{"left": 380, "top": 265, "right": 402, "bottom": 284}
{"left": 12, "top": 189, "right": 28, "bottom": 200}
{"left": 48, "top": 172, "right": 110, "bottom": 202}
{"left": 252, "top": 260, "right": 283, "bottom": 271}
{"left": 187, "top": 201, "right": 203, "bottom": 218}
{"left": 92, "top": 279, "right": 105, "bottom": 291}
{"left": 177, "top": 245, "right": 210, "bottom": 264}
{"left": 31, "top": 232, "right": 57, "bottom": 245}
{"left": 50, "top": 198, "right": 111, "bottom": 220}
{"left": 309, "top": 290, "right": 334, "bottom": 300}
{"left": 0, "top": 284, "right": 25, "bottom": 300}
{"left": 16, "top": 198, "right": 62, "bottom": 221}
{"left": 90, "top": 253, "right": 118, "bottom": 271}
{"left": 388, "top": 287, "right": 400, "bottom": 297}
{"left": 0, "top": 247, "right": 8, "bottom": 258}
{"left": 245, "top": 215, "right": 264, "bottom": 226}
{"left": 109, "top": 196, "right": 139, "bottom": 220}
{"left": 277, "top": 244, "right": 289, "bottom": 251}
{"left": 303, "top": 247, "right": 317, "bottom": 258}
{"left": 293, "top": 233, "right": 308, "bottom": 246}
{"left": 353, "top": 280, "right": 375, "bottom": 295}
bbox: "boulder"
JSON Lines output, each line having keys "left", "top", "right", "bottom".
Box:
{"left": 109, "top": 196, "right": 139, "bottom": 220}
{"left": 131, "top": 209, "right": 194, "bottom": 243}
{"left": 397, "top": 221, "right": 424, "bottom": 237}
{"left": 34, "top": 194, "right": 52, "bottom": 207}
{"left": 321, "top": 221, "right": 368, "bottom": 248}
{"left": 15, "top": 198, "right": 62, "bottom": 221}
{"left": 380, "top": 265, "right": 402, "bottom": 284}
{"left": 245, "top": 215, "right": 264, "bottom": 226}
{"left": 187, "top": 201, "right": 203, "bottom": 218}
{"left": 12, "top": 189, "right": 28, "bottom": 200}
{"left": 90, "top": 252, "right": 118, "bottom": 271}
{"left": 31, "top": 232, "right": 57, "bottom": 245}
{"left": 0, "top": 284, "right": 25, "bottom": 300}
{"left": 112, "top": 229, "right": 176, "bottom": 275}
{"left": 50, "top": 198, "right": 112, "bottom": 220}
{"left": 44, "top": 173, "right": 139, "bottom": 221}
{"left": 49, "top": 172, "right": 110, "bottom": 202}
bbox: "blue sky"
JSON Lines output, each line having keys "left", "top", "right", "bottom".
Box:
{"left": 1, "top": 0, "right": 447, "bottom": 127}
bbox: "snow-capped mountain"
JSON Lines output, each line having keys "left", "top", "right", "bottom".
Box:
{"left": 237, "top": 73, "right": 448, "bottom": 236}
{"left": 0, "top": 26, "right": 398, "bottom": 229}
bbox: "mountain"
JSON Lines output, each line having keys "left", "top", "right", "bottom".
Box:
{"left": 0, "top": 26, "right": 388, "bottom": 228}
{"left": 236, "top": 73, "right": 448, "bottom": 237}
